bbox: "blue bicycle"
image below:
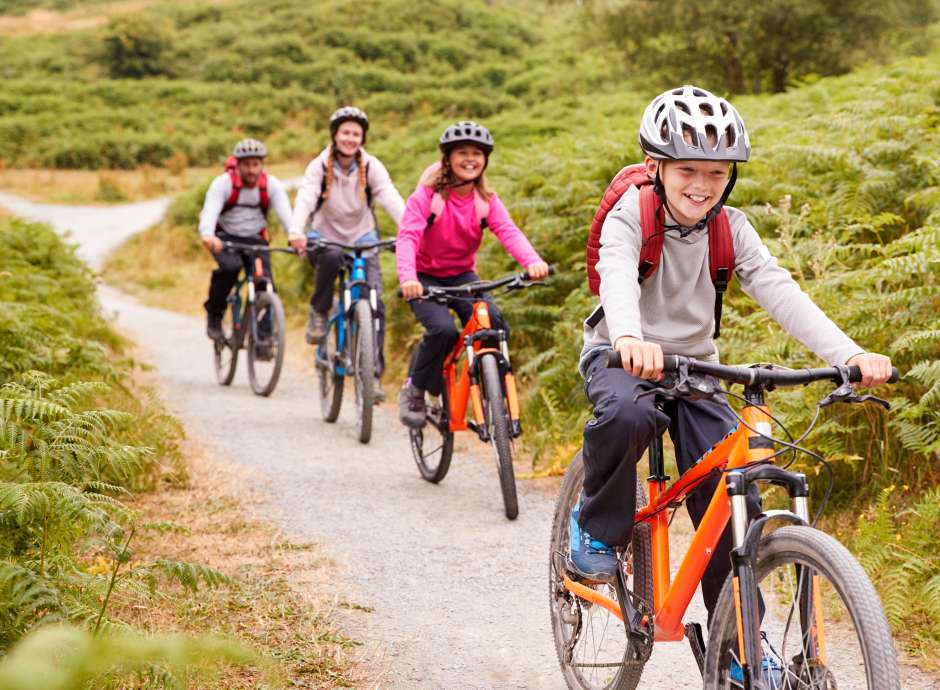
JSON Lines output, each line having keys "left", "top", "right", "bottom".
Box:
{"left": 310, "top": 238, "right": 396, "bottom": 444}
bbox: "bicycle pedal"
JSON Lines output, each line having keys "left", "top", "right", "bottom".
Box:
{"left": 466, "top": 420, "right": 490, "bottom": 442}
{"left": 685, "top": 622, "right": 706, "bottom": 677}
{"left": 563, "top": 559, "right": 615, "bottom": 586}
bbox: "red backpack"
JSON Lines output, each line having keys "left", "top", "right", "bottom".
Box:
{"left": 221, "top": 155, "right": 270, "bottom": 215}
{"left": 585, "top": 163, "right": 735, "bottom": 338}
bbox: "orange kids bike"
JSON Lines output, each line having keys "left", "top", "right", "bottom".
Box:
{"left": 405, "top": 270, "right": 551, "bottom": 520}
{"left": 549, "top": 353, "right": 900, "bottom": 690}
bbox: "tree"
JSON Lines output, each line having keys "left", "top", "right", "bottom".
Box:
{"left": 599, "top": 0, "right": 936, "bottom": 94}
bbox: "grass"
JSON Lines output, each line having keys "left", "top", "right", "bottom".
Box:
{"left": 112, "top": 436, "right": 362, "bottom": 688}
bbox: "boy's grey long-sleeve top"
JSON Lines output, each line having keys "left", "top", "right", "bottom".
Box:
{"left": 580, "top": 185, "right": 863, "bottom": 372}
{"left": 198, "top": 173, "right": 293, "bottom": 239}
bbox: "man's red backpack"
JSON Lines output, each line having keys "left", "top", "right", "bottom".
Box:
{"left": 585, "top": 163, "right": 735, "bottom": 337}
{"left": 222, "top": 155, "right": 269, "bottom": 215}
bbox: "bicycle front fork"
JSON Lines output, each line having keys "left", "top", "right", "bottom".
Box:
{"left": 726, "top": 465, "right": 813, "bottom": 690}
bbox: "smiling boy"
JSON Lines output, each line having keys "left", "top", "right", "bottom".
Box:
{"left": 569, "top": 85, "right": 891, "bottom": 678}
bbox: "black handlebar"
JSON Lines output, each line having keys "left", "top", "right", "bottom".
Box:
{"left": 605, "top": 351, "right": 899, "bottom": 386}
{"left": 221, "top": 241, "right": 296, "bottom": 255}
{"left": 397, "top": 265, "right": 555, "bottom": 300}
{"left": 305, "top": 238, "right": 397, "bottom": 253}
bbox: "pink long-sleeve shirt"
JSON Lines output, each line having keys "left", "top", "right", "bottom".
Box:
{"left": 396, "top": 185, "right": 542, "bottom": 283}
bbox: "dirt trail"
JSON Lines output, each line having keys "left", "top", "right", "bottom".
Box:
{"left": 1, "top": 191, "right": 934, "bottom": 689}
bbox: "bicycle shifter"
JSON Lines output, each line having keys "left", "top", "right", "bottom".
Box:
{"left": 633, "top": 364, "right": 719, "bottom": 403}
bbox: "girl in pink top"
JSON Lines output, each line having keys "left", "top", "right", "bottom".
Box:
{"left": 396, "top": 121, "right": 549, "bottom": 429}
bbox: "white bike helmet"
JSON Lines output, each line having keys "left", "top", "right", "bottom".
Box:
{"left": 639, "top": 86, "right": 750, "bottom": 162}
{"left": 232, "top": 138, "right": 267, "bottom": 159}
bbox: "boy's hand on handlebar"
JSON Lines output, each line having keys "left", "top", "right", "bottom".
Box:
{"left": 614, "top": 336, "right": 664, "bottom": 381}
{"left": 526, "top": 261, "right": 550, "bottom": 280}
{"left": 846, "top": 352, "right": 893, "bottom": 388}
{"left": 202, "top": 236, "right": 223, "bottom": 254}
{"left": 400, "top": 280, "right": 424, "bottom": 300}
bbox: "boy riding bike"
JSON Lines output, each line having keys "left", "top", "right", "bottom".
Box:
{"left": 396, "top": 120, "right": 549, "bottom": 428}
{"left": 199, "top": 138, "right": 293, "bottom": 345}
{"left": 572, "top": 86, "right": 892, "bottom": 683}
{"left": 288, "top": 106, "right": 405, "bottom": 401}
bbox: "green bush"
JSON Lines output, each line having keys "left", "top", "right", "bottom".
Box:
{"left": 96, "top": 15, "right": 177, "bottom": 79}
{"left": 0, "top": 0, "right": 599, "bottom": 169}
{"left": 0, "top": 219, "right": 240, "bottom": 666}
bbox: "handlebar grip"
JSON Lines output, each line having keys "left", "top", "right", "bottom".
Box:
{"left": 522, "top": 265, "right": 556, "bottom": 281}
{"left": 847, "top": 366, "right": 900, "bottom": 384}
{"left": 605, "top": 351, "right": 680, "bottom": 371}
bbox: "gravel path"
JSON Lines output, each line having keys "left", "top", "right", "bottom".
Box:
{"left": 1, "top": 191, "right": 934, "bottom": 690}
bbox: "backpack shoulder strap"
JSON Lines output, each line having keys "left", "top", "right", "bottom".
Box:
{"left": 706, "top": 209, "right": 735, "bottom": 338}
{"left": 473, "top": 189, "right": 490, "bottom": 230}
{"left": 315, "top": 161, "right": 328, "bottom": 212}
{"left": 427, "top": 191, "right": 446, "bottom": 228}
{"left": 257, "top": 172, "right": 269, "bottom": 215}
{"left": 222, "top": 169, "right": 241, "bottom": 214}
{"left": 364, "top": 160, "right": 373, "bottom": 208}
{"left": 637, "top": 185, "right": 665, "bottom": 283}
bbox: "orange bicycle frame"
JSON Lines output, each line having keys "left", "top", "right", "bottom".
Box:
{"left": 440, "top": 300, "right": 521, "bottom": 433}
{"left": 564, "top": 403, "right": 776, "bottom": 642}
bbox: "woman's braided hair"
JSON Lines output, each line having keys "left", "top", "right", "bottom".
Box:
{"left": 320, "top": 146, "right": 369, "bottom": 204}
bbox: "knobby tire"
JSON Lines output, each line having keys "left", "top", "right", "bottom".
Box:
{"left": 549, "top": 451, "right": 653, "bottom": 690}
{"left": 353, "top": 299, "right": 375, "bottom": 444}
{"left": 246, "top": 291, "right": 286, "bottom": 397}
{"left": 480, "top": 353, "right": 518, "bottom": 520}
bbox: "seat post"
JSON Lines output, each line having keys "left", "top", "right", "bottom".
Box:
{"left": 648, "top": 432, "right": 669, "bottom": 483}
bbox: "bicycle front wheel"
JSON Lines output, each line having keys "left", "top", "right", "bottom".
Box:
{"left": 704, "top": 525, "right": 900, "bottom": 690}
{"left": 480, "top": 353, "right": 517, "bottom": 520}
{"left": 246, "top": 291, "right": 286, "bottom": 397}
{"left": 351, "top": 299, "right": 375, "bottom": 443}
{"left": 213, "top": 299, "right": 239, "bottom": 386}
{"left": 549, "top": 451, "right": 653, "bottom": 690}
{"left": 318, "top": 305, "right": 344, "bottom": 422}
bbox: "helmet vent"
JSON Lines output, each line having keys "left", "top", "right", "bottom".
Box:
{"left": 705, "top": 124, "right": 718, "bottom": 147}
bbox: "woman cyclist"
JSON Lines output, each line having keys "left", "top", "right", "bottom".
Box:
{"left": 288, "top": 106, "right": 405, "bottom": 401}
{"left": 395, "top": 120, "right": 549, "bottom": 428}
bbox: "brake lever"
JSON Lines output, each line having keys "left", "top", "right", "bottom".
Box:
{"left": 819, "top": 382, "right": 891, "bottom": 410}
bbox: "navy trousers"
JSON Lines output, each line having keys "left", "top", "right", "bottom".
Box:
{"left": 407, "top": 271, "right": 509, "bottom": 396}
{"left": 579, "top": 350, "right": 761, "bottom": 619}
{"left": 204, "top": 230, "right": 272, "bottom": 317}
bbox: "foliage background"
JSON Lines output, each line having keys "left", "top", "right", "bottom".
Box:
{"left": 3, "top": 0, "right": 940, "bottom": 669}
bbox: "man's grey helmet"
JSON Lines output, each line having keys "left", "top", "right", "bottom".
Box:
{"left": 232, "top": 138, "right": 266, "bottom": 159}
{"left": 329, "top": 106, "right": 369, "bottom": 136}
{"left": 439, "top": 121, "right": 494, "bottom": 154}
{"left": 639, "top": 86, "right": 750, "bottom": 162}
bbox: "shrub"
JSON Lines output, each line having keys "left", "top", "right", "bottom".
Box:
{"left": 96, "top": 15, "right": 177, "bottom": 79}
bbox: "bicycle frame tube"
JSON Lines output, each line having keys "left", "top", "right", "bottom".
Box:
{"left": 442, "top": 299, "right": 501, "bottom": 433}
{"left": 564, "top": 401, "right": 776, "bottom": 643}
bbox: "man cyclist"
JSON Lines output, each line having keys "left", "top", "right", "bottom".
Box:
{"left": 198, "top": 138, "right": 293, "bottom": 347}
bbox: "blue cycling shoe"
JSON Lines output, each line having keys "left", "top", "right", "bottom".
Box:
{"left": 729, "top": 654, "right": 785, "bottom": 687}
{"left": 567, "top": 504, "right": 618, "bottom": 583}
